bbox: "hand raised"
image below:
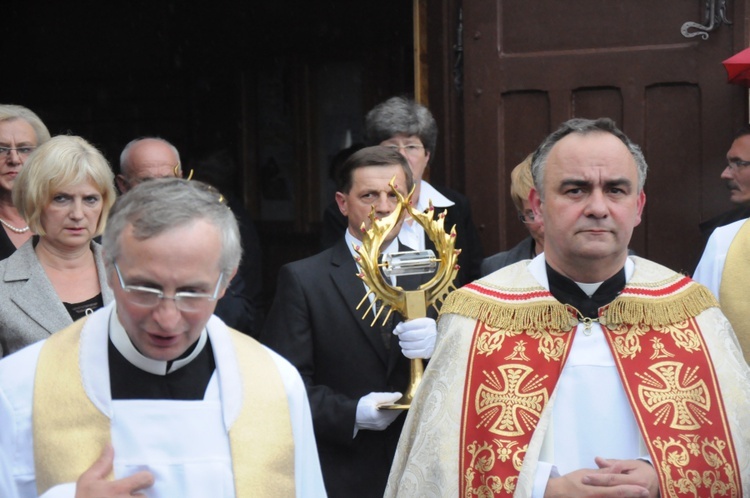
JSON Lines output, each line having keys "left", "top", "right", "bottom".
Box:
{"left": 75, "top": 444, "right": 154, "bottom": 498}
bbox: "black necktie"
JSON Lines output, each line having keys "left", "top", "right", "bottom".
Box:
{"left": 378, "top": 311, "right": 395, "bottom": 350}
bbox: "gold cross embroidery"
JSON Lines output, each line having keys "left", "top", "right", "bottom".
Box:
{"left": 475, "top": 364, "right": 549, "bottom": 437}
{"left": 637, "top": 361, "right": 710, "bottom": 430}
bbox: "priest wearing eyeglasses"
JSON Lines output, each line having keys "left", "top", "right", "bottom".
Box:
{"left": 0, "top": 178, "right": 326, "bottom": 498}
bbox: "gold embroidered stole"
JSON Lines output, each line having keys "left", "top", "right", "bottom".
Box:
{"left": 228, "top": 332, "right": 295, "bottom": 496}
{"left": 34, "top": 318, "right": 295, "bottom": 496}
{"left": 34, "top": 319, "right": 111, "bottom": 493}
{"left": 444, "top": 262, "right": 740, "bottom": 497}
{"left": 719, "top": 218, "right": 750, "bottom": 362}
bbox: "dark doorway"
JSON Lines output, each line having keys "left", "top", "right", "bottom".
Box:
{"left": 5, "top": 1, "right": 416, "bottom": 307}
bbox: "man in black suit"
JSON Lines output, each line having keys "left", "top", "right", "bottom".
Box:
{"left": 321, "top": 96, "right": 483, "bottom": 284}
{"left": 262, "top": 146, "right": 438, "bottom": 498}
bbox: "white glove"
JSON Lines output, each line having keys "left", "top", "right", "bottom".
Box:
{"left": 394, "top": 317, "right": 437, "bottom": 359}
{"left": 355, "top": 392, "right": 402, "bottom": 432}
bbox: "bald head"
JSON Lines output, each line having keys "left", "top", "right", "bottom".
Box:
{"left": 117, "top": 138, "right": 181, "bottom": 193}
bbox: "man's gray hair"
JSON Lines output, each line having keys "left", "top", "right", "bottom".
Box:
{"left": 365, "top": 96, "right": 438, "bottom": 157}
{"left": 102, "top": 178, "right": 241, "bottom": 282}
{"left": 531, "top": 117, "right": 648, "bottom": 199}
{"left": 119, "top": 137, "right": 181, "bottom": 176}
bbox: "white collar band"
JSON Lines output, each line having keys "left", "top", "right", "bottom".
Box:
{"left": 109, "top": 310, "right": 208, "bottom": 376}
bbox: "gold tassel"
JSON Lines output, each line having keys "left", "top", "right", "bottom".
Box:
{"left": 605, "top": 283, "right": 718, "bottom": 328}
{"left": 441, "top": 280, "right": 718, "bottom": 332}
{"left": 440, "top": 288, "right": 574, "bottom": 333}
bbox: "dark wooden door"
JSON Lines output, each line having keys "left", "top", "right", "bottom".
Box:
{"left": 463, "top": 1, "right": 746, "bottom": 274}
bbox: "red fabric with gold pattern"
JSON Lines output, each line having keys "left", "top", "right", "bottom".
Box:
{"left": 455, "top": 273, "right": 740, "bottom": 498}
{"left": 459, "top": 311, "right": 575, "bottom": 497}
{"left": 602, "top": 315, "right": 741, "bottom": 497}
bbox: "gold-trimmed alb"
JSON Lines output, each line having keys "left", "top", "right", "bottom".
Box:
{"left": 33, "top": 319, "right": 295, "bottom": 496}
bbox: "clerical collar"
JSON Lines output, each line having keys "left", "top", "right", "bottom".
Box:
{"left": 109, "top": 310, "right": 209, "bottom": 376}
{"left": 546, "top": 263, "right": 627, "bottom": 319}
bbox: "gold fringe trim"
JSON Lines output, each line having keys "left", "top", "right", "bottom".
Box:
{"left": 440, "top": 281, "right": 719, "bottom": 332}
{"left": 440, "top": 289, "right": 574, "bottom": 332}
{"left": 605, "top": 283, "right": 718, "bottom": 328}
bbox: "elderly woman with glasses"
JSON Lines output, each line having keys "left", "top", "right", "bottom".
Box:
{"left": 480, "top": 154, "right": 545, "bottom": 276}
{"left": 0, "top": 135, "right": 116, "bottom": 357}
{"left": 0, "top": 105, "right": 51, "bottom": 260}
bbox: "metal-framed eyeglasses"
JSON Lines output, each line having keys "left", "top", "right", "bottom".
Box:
{"left": 0, "top": 146, "right": 35, "bottom": 159}
{"left": 383, "top": 144, "right": 425, "bottom": 156}
{"left": 114, "top": 261, "right": 223, "bottom": 312}
{"left": 518, "top": 210, "right": 536, "bottom": 224}
{"left": 725, "top": 158, "right": 750, "bottom": 171}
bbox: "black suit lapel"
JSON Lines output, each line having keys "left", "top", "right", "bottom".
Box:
{"left": 330, "top": 238, "right": 390, "bottom": 364}
{"left": 329, "top": 238, "right": 438, "bottom": 372}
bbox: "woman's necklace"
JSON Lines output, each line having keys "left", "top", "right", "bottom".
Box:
{"left": 0, "top": 217, "right": 30, "bottom": 233}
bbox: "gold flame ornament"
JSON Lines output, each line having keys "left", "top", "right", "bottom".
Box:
{"left": 354, "top": 177, "right": 461, "bottom": 409}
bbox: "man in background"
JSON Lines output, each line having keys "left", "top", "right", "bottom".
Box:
{"left": 698, "top": 126, "right": 750, "bottom": 243}
{"left": 321, "top": 97, "right": 483, "bottom": 285}
{"left": 481, "top": 154, "right": 543, "bottom": 275}
{"left": 263, "top": 146, "right": 437, "bottom": 498}
{"left": 693, "top": 127, "right": 750, "bottom": 363}
{"left": 116, "top": 137, "right": 183, "bottom": 193}
{"left": 117, "top": 137, "right": 263, "bottom": 337}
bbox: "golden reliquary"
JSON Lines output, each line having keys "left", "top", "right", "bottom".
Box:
{"left": 354, "top": 178, "right": 461, "bottom": 409}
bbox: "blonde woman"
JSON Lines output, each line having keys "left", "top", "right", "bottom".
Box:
{"left": 0, "top": 135, "right": 116, "bottom": 357}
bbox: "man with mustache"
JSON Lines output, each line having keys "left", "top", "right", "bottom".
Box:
{"left": 386, "top": 118, "right": 750, "bottom": 498}
{"left": 697, "top": 126, "right": 750, "bottom": 244}
{"left": 693, "top": 127, "right": 750, "bottom": 363}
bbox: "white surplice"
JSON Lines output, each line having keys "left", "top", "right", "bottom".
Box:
{"left": 693, "top": 217, "right": 748, "bottom": 298}
{"left": 0, "top": 303, "right": 327, "bottom": 498}
{"left": 525, "top": 257, "right": 648, "bottom": 497}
